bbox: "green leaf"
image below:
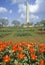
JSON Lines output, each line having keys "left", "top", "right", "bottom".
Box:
{"left": 24, "top": 57, "right": 28, "bottom": 62}
{"left": 24, "top": 62, "right": 29, "bottom": 65}
{"left": 14, "top": 60, "right": 18, "bottom": 64}
{"left": 0, "top": 62, "right": 6, "bottom": 65}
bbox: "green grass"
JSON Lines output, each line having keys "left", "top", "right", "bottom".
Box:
{"left": 0, "top": 26, "right": 45, "bottom": 43}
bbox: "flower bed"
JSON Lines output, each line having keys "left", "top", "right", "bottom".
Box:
{"left": 37, "top": 31, "right": 45, "bottom": 34}
{"left": 0, "top": 41, "right": 45, "bottom": 65}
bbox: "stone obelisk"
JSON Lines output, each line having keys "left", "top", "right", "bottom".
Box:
{"left": 26, "top": 1, "right": 29, "bottom": 23}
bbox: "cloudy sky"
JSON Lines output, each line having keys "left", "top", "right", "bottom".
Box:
{"left": 0, "top": 0, "right": 45, "bottom": 25}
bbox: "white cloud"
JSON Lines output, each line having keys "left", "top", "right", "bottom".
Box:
{"left": 18, "top": 3, "right": 38, "bottom": 13}
{"left": 20, "top": 13, "right": 25, "bottom": 19}
{"left": 30, "top": 14, "right": 39, "bottom": 20}
{"left": 2, "top": 17, "right": 8, "bottom": 19}
{"left": 29, "top": 0, "right": 45, "bottom": 13}
{"left": 11, "top": 0, "right": 26, "bottom": 4}
{"left": 18, "top": 1, "right": 38, "bottom": 13}
{"left": 0, "top": 7, "right": 8, "bottom": 13}
{"left": 29, "top": 4, "right": 38, "bottom": 13}
{"left": 18, "top": 0, "right": 45, "bottom": 23}
{"left": 0, "top": 7, "right": 13, "bottom": 14}
{"left": 9, "top": 10, "right": 12, "bottom": 14}
{"left": 18, "top": 0, "right": 45, "bottom": 13}
{"left": 18, "top": 4, "right": 26, "bottom": 13}
{"left": 4, "top": 17, "right": 8, "bottom": 19}
{"left": 35, "top": 0, "right": 45, "bottom": 12}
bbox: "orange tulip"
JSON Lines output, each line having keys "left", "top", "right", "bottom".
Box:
{"left": 30, "top": 42, "right": 36, "bottom": 46}
{"left": 18, "top": 53, "right": 25, "bottom": 60}
{"left": 17, "top": 47, "right": 23, "bottom": 52}
{"left": 26, "top": 43, "right": 32, "bottom": 50}
{"left": 30, "top": 54, "right": 37, "bottom": 61}
{"left": 39, "top": 60, "right": 44, "bottom": 65}
{"left": 29, "top": 47, "right": 35, "bottom": 53}
{"left": 11, "top": 43, "right": 18, "bottom": 52}
{"left": 39, "top": 48, "right": 45, "bottom": 53}
{"left": 3, "top": 55, "right": 10, "bottom": 62}
{"left": 39, "top": 43, "right": 45, "bottom": 48}
{"left": 0, "top": 43, "right": 6, "bottom": 52}
{"left": 18, "top": 43, "right": 23, "bottom": 47}
{"left": 12, "top": 46, "right": 17, "bottom": 52}
{"left": 39, "top": 43, "right": 45, "bottom": 53}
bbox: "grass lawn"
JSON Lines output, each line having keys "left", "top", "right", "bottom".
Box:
{"left": 0, "top": 27, "right": 45, "bottom": 43}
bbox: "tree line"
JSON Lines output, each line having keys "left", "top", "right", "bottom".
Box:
{"left": 0, "top": 18, "right": 20, "bottom": 27}
{"left": 0, "top": 18, "right": 45, "bottom": 27}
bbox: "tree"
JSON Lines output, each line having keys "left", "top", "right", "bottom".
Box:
{"left": 34, "top": 22, "right": 41, "bottom": 26}
{"left": 0, "top": 18, "right": 9, "bottom": 27}
{"left": 0, "top": 24, "right": 3, "bottom": 27}
{"left": 25, "top": 22, "right": 33, "bottom": 26}
{"left": 40, "top": 20, "right": 45, "bottom": 26}
{"left": 12, "top": 20, "right": 20, "bottom": 26}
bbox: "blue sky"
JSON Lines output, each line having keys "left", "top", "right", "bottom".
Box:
{"left": 0, "top": 0, "right": 45, "bottom": 25}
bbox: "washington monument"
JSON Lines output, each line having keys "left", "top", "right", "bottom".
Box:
{"left": 26, "top": 0, "right": 30, "bottom": 23}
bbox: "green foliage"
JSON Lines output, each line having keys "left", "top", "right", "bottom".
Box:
{"left": 0, "top": 27, "right": 45, "bottom": 43}
{"left": 40, "top": 20, "right": 45, "bottom": 26}
{"left": 0, "top": 18, "right": 9, "bottom": 27}
{"left": 12, "top": 20, "right": 20, "bottom": 26}
{"left": 14, "top": 31, "right": 32, "bottom": 37}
